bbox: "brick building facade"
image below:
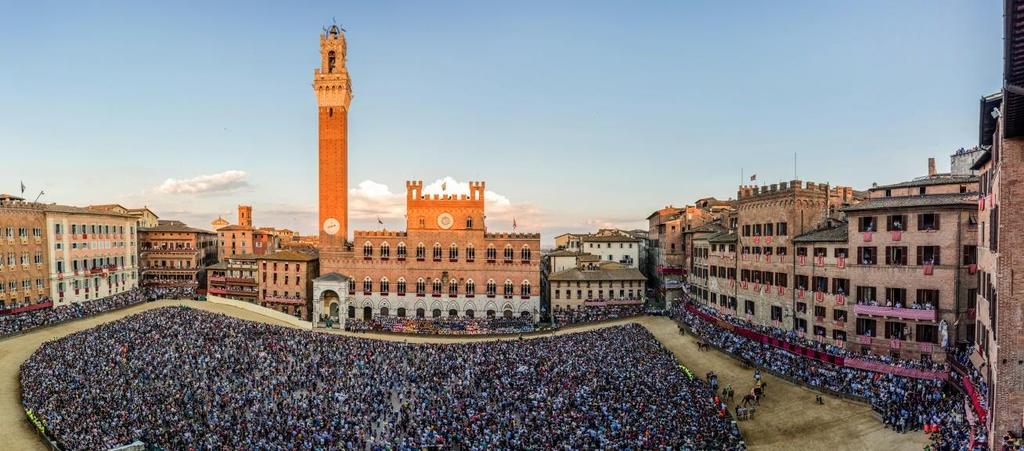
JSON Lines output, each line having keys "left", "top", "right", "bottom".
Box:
{"left": 257, "top": 250, "right": 319, "bottom": 319}
{"left": 138, "top": 221, "right": 218, "bottom": 289}
{"left": 318, "top": 181, "right": 541, "bottom": 323}
{"left": 0, "top": 194, "right": 49, "bottom": 309}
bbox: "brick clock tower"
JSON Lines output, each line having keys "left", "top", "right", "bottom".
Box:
{"left": 314, "top": 24, "right": 352, "bottom": 249}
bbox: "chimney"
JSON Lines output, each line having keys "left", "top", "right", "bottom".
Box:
{"left": 927, "top": 158, "right": 936, "bottom": 177}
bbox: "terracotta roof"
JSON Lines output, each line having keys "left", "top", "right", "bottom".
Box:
{"left": 793, "top": 224, "right": 849, "bottom": 243}
{"left": 315, "top": 272, "right": 351, "bottom": 283}
{"left": 256, "top": 250, "right": 318, "bottom": 262}
{"left": 218, "top": 224, "right": 254, "bottom": 231}
{"left": 86, "top": 204, "right": 127, "bottom": 211}
{"left": 579, "top": 254, "right": 601, "bottom": 262}
{"left": 206, "top": 262, "right": 228, "bottom": 270}
{"left": 842, "top": 193, "right": 978, "bottom": 212}
{"left": 581, "top": 234, "right": 640, "bottom": 243}
{"left": 546, "top": 250, "right": 583, "bottom": 257}
{"left": 140, "top": 223, "right": 214, "bottom": 234}
{"left": 548, "top": 267, "right": 646, "bottom": 282}
{"left": 708, "top": 232, "right": 737, "bottom": 244}
{"left": 41, "top": 204, "right": 134, "bottom": 218}
{"left": 872, "top": 175, "right": 978, "bottom": 191}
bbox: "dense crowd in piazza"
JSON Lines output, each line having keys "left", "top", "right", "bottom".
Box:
{"left": 345, "top": 316, "right": 535, "bottom": 335}
{"left": 552, "top": 303, "right": 646, "bottom": 327}
{"left": 673, "top": 300, "right": 987, "bottom": 450}
{"left": 0, "top": 289, "right": 144, "bottom": 338}
{"left": 21, "top": 307, "right": 744, "bottom": 450}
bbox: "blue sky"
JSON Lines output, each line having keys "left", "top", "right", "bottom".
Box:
{"left": 0, "top": 1, "right": 1002, "bottom": 243}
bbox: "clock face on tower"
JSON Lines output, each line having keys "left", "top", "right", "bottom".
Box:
{"left": 437, "top": 212, "right": 454, "bottom": 230}
{"left": 323, "top": 218, "right": 340, "bottom": 235}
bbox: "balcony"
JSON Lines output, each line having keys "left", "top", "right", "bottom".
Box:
{"left": 852, "top": 303, "right": 938, "bottom": 321}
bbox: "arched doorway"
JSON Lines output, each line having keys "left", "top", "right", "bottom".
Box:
{"left": 416, "top": 308, "right": 425, "bottom": 318}
{"left": 432, "top": 309, "right": 442, "bottom": 318}
{"left": 380, "top": 307, "right": 389, "bottom": 317}
{"left": 322, "top": 289, "right": 340, "bottom": 319}
{"left": 520, "top": 311, "right": 531, "bottom": 320}
{"left": 448, "top": 309, "right": 458, "bottom": 317}
{"left": 466, "top": 309, "right": 475, "bottom": 318}
{"left": 347, "top": 305, "right": 356, "bottom": 318}
{"left": 363, "top": 306, "right": 372, "bottom": 321}
{"left": 503, "top": 309, "right": 513, "bottom": 319}
{"left": 486, "top": 310, "right": 496, "bottom": 318}
{"left": 397, "top": 307, "right": 407, "bottom": 317}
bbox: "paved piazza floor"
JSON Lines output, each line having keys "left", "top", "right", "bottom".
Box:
{"left": 0, "top": 300, "right": 929, "bottom": 450}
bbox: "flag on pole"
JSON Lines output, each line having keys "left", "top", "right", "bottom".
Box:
{"left": 441, "top": 180, "right": 447, "bottom": 191}
{"left": 749, "top": 174, "right": 757, "bottom": 182}
{"left": 377, "top": 217, "right": 384, "bottom": 225}
{"left": 20, "top": 181, "right": 25, "bottom": 194}
{"left": 512, "top": 218, "right": 517, "bottom": 230}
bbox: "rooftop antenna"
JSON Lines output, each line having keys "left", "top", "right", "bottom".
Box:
{"left": 33, "top": 190, "right": 44, "bottom": 203}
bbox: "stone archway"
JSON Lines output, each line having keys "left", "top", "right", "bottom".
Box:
{"left": 322, "top": 289, "right": 340, "bottom": 319}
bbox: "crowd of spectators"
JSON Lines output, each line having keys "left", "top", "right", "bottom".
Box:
{"left": 0, "top": 288, "right": 146, "bottom": 338}
{"left": 674, "top": 302, "right": 987, "bottom": 450}
{"left": 854, "top": 297, "right": 937, "bottom": 311}
{"left": 21, "top": 307, "right": 745, "bottom": 450}
{"left": 698, "top": 303, "right": 946, "bottom": 372}
{"left": 345, "top": 316, "right": 535, "bottom": 335}
{"left": 144, "top": 286, "right": 197, "bottom": 301}
{"left": 552, "top": 304, "right": 645, "bottom": 327}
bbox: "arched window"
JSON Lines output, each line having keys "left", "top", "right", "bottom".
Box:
{"left": 520, "top": 246, "right": 531, "bottom": 262}
{"left": 327, "top": 50, "right": 336, "bottom": 73}
{"left": 397, "top": 307, "right": 407, "bottom": 317}
{"left": 416, "top": 278, "right": 426, "bottom": 296}
{"left": 466, "top": 279, "right": 475, "bottom": 296}
{"left": 466, "top": 309, "right": 475, "bottom": 318}
{"left": 503, "top": 245, "right": 514, "bottom": 262}
{"left": 432, "top": 308, "right": 442, "bottom": 318}
{"left": 432, "top": 278, "right": 442, "bottom": 296}
{"left": 362, "top": 276, "right": 372, "bottom": 293}
{"left": 380, "top": 306, "right": 389, "bottom": 317}
{"left": 363, "top": 242, "right": 373, "bottom": 258}
{"left": 449, "top": 243, "right": 458, "bottom": 260}
{"left": 486, "top": 244, "right": 497, "bottom": 261}
{"left": 448, "top": 279, "right": 458, "bottom": 296}
{"left": 416, "top": 243, "right": 425, "bottom": 260}
{"left": 503, "top": 279, "right": 514, "bottom": 297}
{"left": 520, "top": 280, "right": 531, "bottom": 297}
{"left": 466, "top": 244, "right": 475, "bottom": 261}
{"left": 348, "top": 279, "right": 356, "bottom": 294}
{"left": 379, "top": 277, "right": 389, "bottom": 294}
{"left": 449, "top": 309, "right": 458, "bottom": 317}
{"left": 397, "top": 242, "right": 407, "bottom": 259}
{"left": 466, "top": 216, "right": 474, "bottom": 229}
{"left": 486, "top": 279, "right": 497, "bottom": 297}
{"left": 416, "top": 308, "right": 425, "bottom": 318}
{"left": 397, "top": 277, "right": 407, "bottom": 296}
{"left": 432, "top": 243, "right": 442, "bottom": 260}
{"left": 380, "top": 242, "right": 390, "bottom": 258}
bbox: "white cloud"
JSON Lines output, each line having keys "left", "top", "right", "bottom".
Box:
{"left": 157, "top": 170, "right": 250, "bottom": 195}
{"left": 349, "top": 180, "right": 405, "bottom": 219}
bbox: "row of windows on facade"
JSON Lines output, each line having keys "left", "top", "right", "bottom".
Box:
{"left": 348, "top": 307, "right": 526, "bottom": 320}
{"left": 260, "top": 262, "right": 303, "bottom": 272}
{"left": 262, "top": 273, "right": 303, "bottom": 286}
{"left": 0, "top": 252, "right": 44, "bottom": 267}
{"left": 741, "top": 222, "right": 789, "bottom": 237}
{"left": 53, "top": 223, "right": 132, "bottom": 236}
{"left": 855, "top": 213, "right": 964, "bottom": 232}
{"left": 3, "top": 227, "right": 43, "bottom": 238}
{"left": 362, "top": 242, "right": 532, "bottom": 262}
{"left": 585, "top": 242, "right": 635, "bottom": 249}
{"left": 709, "top": 294, "right": 941, "bottom": 344}
{"left": 262, "top": 289, "right": 304, "bottom": 299}
{"left": 552, "top": 288, "right": 640, "bottom": 300}
{"left": 55, "top": 256, "right": 130, "bottom": 273}
{"left": 726, "top": 245, "right": 976, "bottom": 267}
{"left": 144, "top": 259, "right": 195, "bottom": 269}
{"left": 58, "top": 240, "right": 130, "bottom": 251}
{"left": 0, "top": 279, "right": 45, "bottom": 293}
{"left": 57, "top": 273, "right": 130, "bottom": 292}
{"left": 349, "top": 278, "right": 532, "bottom": 297}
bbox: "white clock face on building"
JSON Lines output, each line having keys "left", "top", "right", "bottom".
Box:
{"left": 323, "top": 218, "right": 340, "bottom": 235}
{"left": 437, "top": 212, "right": 454, "bottom": 229}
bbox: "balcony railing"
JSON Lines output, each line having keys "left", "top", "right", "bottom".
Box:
{"left": 853, "top": 303, "right": 938, "bottom": 321}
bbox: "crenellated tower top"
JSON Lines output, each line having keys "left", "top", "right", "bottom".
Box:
{"left": 313, "top": 24, "right": 352, "bottom": 110}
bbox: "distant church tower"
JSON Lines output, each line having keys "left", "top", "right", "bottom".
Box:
{"left": 314, "top": 24, "right": 352, "bottom": 247}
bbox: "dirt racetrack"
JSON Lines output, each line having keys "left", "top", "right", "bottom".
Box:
{"left": 0, "top": 300, "right": 928, "bottom": 450}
